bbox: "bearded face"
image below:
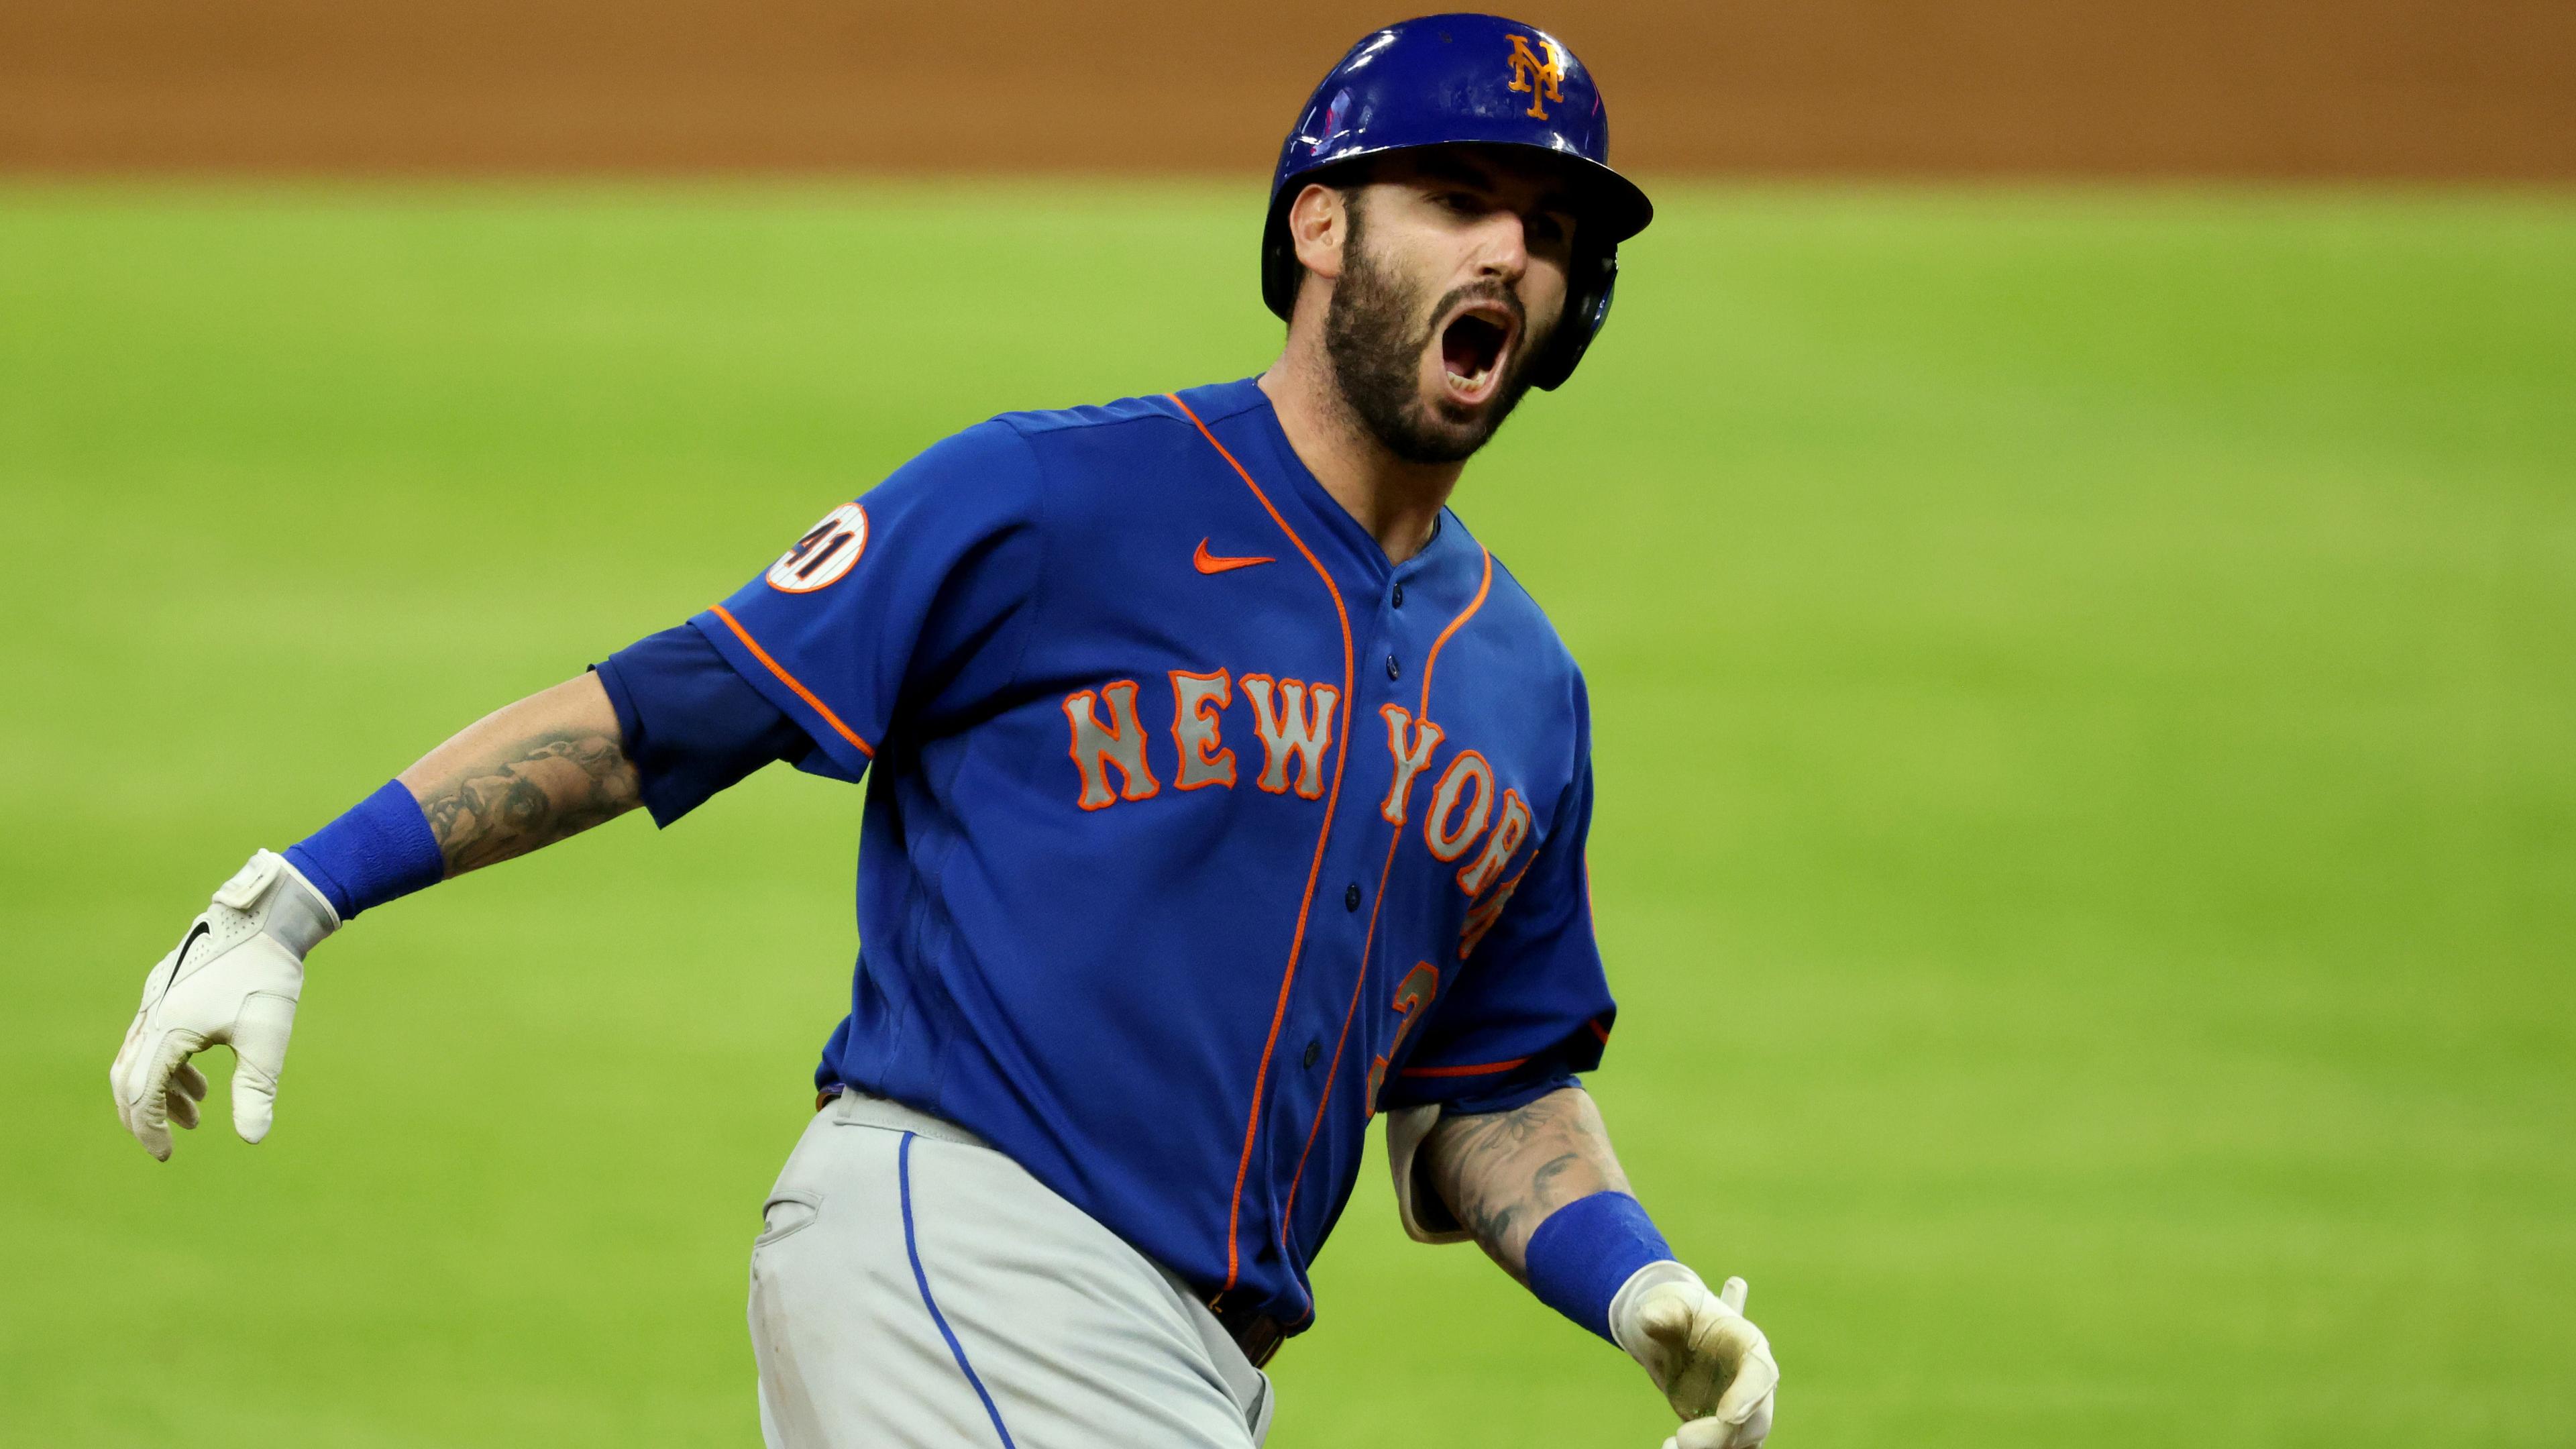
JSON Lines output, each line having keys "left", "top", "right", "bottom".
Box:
{"left": 1322, "top": 192, "right": 1558, "bottom": 466}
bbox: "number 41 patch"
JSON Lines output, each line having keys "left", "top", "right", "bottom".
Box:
{"left": 766, "top": 503, "right": 868, "bottom": 593}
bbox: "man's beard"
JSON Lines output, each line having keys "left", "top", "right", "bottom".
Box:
{"left": 1322, "top": 209, "right": 1546, "bottom": 466}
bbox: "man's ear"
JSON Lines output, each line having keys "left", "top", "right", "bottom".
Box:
{"left": 1287, "top": 182, "right": 1351, "bottom": 284}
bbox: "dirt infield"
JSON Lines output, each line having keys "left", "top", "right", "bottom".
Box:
{"left": 3, "top": 0, "right": 2571, "bottom": 179}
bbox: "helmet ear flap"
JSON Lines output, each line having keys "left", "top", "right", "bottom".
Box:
{"left": 1262, "top": 206, "right": 1301, "bottom": 323}
{"left": 1529, "top": 247, "right": 1617, "bottom": 391}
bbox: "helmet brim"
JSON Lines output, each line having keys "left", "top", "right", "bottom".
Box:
{"left": 1284, "top": 138, "right": 1652, "bottom": 244}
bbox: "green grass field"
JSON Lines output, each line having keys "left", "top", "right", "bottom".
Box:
{"left": 3, "top": 180, "right": 2571, "bottom": 1447}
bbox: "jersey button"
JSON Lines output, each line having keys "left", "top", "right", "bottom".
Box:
{"left": 1385, "top": 653, "right": 1401, "bottom": 682}
{"left": 1303, "top": 1039, "right": 1322, "bottom": 1069}
{"left": 1344, "top": 882, "right": 1362, "bottom": 912}
{"left": 1392, "top": 583, "right": 1406, "bottom": 608}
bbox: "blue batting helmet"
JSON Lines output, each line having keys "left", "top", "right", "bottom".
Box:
{"left": 1263, "top": 13, "right": 1654, "bottom": 390}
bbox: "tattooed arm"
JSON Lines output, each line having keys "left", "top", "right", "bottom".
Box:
{"left": 1421, "top": 1086, "right": 1781, "bottom": 1445}
{"left": 107, "top": 672, "right": 642, "bottom": 1161}
{"left": 1419, "top": 1085, "right": 1633, "bottom": 1283}
{"left": 395, "top": 674, "right": 642, "bottom": 877}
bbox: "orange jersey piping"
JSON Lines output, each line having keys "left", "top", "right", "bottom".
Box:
{"left": 1418, "top": 548, "right": 1494, "bottom": 718}
{"left": 1399, "top": 1055, "right": 1532, "bottom": 1079}
{"left": 1278, "top": 546, "right": 1493, "bottom": 1234}
{"left": 707, "top": 604, "right": 876, "bottom": 759}
{"left": 1170, "top": 392, "right": 1356, "bottom": 1293}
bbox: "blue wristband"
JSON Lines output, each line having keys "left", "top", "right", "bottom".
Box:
{"left": 284, "top": 780, "right": 445, "bottom": 921}
{"left": 1523, "top": 1190, "right": 1675, "bottom": 1343}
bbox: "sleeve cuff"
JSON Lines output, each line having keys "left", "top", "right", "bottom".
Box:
{"left": 688, "top": 610, "right": 874, "bottom": 783}
{"left": 590, "top": 658, "right": 646, "bottom": 759}
{"left": 1434, "top": 1066, "right": 1580, "bottom": 1117}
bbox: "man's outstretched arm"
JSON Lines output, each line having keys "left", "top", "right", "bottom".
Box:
{"left": 111, "top": 618, "right": 813, "bottom": 1161}
{"left": 1420, "top": 1086, "right": 1780, "bottom": 1449}
{"left": 109, "top": 672, "right": 652, "bottom": 1162}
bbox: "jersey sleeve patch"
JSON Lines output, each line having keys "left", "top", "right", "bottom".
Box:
{"left": 765, "top": 502, "right": 869, "bottom": 593}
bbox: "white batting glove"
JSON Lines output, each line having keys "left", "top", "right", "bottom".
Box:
{"left": 111, "top": 850, "right": 339, "bottom": 1160}
{"left": 1610, "top": 1266, "right": 1780, "bottom": 1449}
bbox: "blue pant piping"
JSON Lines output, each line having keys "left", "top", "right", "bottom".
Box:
{"left": 898, "top": 1130, "right": 1018, "bottom": 1448}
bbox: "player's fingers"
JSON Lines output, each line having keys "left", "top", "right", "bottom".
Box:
{"left": 1671, "top": 1406, "right": 1770, "bottom": 1449}
{"left": 1708, "top": 1338, "right": 1779, "bottom": 1428}
{"left": 1640, "top": 1287, "right": 1697, "bottom": 1347}
{"left": 1731, "top": 1391, "right": 1775, "bottom": 1446}
{"left": 1671, "top": 1416, "right": 1736, "bottom": 1449}
{"left": 166, "top": 1081, "right": 203, "bottom": 1132}
{"left": 127, "top": 1031, "right": 196, "bottom": 1161}
{"left": 227, "top": 990, "right": 297, "bottom": 1144}
{"left": 109, "top": 1024, "right": 144, "bottom": 1140}
{"left": 110, "top": 1010, "right": 156, "bottom": 1105}
{"left": 1719, "top": 1275, "right": 1749, "bottom": 1314}
{"left": 165, "top": 1055, "right": 212, "bottom": 1130}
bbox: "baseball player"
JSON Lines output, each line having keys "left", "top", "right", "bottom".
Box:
{"left": 110, "top": 14, "right": 1779, "bottom": 1448}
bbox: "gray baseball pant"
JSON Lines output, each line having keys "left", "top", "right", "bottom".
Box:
{"left": 749, "top": 1089, "right": 1277, "bottom": 1448}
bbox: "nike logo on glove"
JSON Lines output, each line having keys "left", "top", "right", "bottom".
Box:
{"left": 153, "top": 921, "right": 211, "bottom": 1007}
{"left": 1193, "top": 539, "right": 1275, "bottom": 574}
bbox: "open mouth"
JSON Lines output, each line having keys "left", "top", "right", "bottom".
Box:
{"left": 1438, "top": 305, "right": 1516, "bottom": 402}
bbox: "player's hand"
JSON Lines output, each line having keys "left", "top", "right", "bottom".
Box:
{"left": 110, "top": 850, "right": 339, "bottom": 1160}
{"left": 1613, "top": 1271, "right": 1779, "bottom": 1448}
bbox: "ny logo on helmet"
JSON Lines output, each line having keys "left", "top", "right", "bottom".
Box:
{"left": 1505, "top": 35, "right": 1565, "bottom": 119}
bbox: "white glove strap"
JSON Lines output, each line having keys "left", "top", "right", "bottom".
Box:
{"left": 217, "top": 849, "right": 342, "bottom": 955}
{"left": 1608, "top": 1258, "right": 1707, "bottom": 1366}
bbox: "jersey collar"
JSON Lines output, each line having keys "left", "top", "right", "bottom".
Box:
{"left": 1193, "top": 376, "right": 1468, "bottom": 591}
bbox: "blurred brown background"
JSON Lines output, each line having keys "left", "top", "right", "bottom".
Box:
{"left": 3, "top": 0, "right": 2571, "bottom": 178}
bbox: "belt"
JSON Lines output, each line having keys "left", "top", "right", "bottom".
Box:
{"left": 1209, "top": 1292, "right": 1287, "bottom": 1370}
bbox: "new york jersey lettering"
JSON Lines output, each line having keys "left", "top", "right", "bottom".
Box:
{"left": 1424, "top": 749, "right": 1495, "bottom": 860}
{"left": 1378, "top": 704, "right": 1444, "bottom": 824}
{"left": 1456, "top": 787, "right": 1531, "bottom": 896}
{"left": 1169, "top": 668, "right": 1238, "bottom": 791}
{"left": 1242, "top": 675, "right": 1339, "bottom": 800}
{"left": 1064, "top": 680, "right": 1160, "bottom": 809}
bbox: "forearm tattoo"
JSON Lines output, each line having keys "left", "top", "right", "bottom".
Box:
{"left": 1424, "top": 1086, "right": 1632, "bottom": 1283}
{"left": 413, "top": 728, "right": 641, "bottom": 876}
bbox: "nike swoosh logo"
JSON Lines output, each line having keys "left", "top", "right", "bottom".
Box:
{"left": 156, "top": 920, "right": 211, "bottom": 1004}
{"left": 1194, "top": 539, "right": 1276, "bottom": 575}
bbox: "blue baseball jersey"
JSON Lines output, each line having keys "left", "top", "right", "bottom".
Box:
{"left": 690, "top": 376, "right": 1614, "bottom": 1330}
